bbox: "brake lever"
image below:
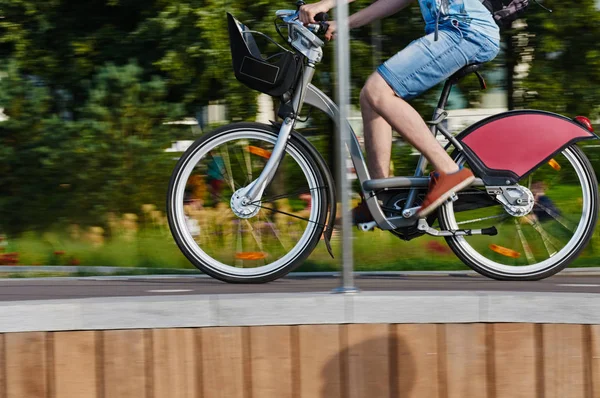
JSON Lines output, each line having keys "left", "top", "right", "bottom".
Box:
{"left": 313, "top": 12, "right": 330, "bottom": 36}
{"left": 307, "top": 22, "right": 329, "bottom": 34}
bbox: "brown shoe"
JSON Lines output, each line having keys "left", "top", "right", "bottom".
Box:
{"left": 418, "top": 168, "right": 475, "bottom": 217}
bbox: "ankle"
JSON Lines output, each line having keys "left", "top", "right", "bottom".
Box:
{"left": 438, "top": 165, "right": 460, "bottom": 175}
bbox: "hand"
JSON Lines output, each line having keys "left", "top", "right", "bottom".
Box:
{"left": 299, "top": 0, "right": 334, "bottom": 24}
{"left": 324, "top": 20, "right": 337, "bottom": 41}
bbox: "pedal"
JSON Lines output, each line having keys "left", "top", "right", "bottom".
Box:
{"left": 417, "top": 219, "right": 497, "bottom": 237}
{"left": 358, "top": 221, "right": 377, "bottom": 232}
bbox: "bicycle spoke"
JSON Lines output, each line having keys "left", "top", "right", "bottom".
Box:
{"left": 247, "top": 186, "right": 327, "bottom": 206}
{"left": 235, "top": 220, "right": 243, "bottom": 268}
{"left": 235, "top": 143, "right": 253, "bottom": 186}
{"left": 209, "top": 150, "right": 238, "bottom": 192}
{"left": 457, "top": 213, "right": 510, "bottom": 226}
{"left": 203, "top": 191, "right": 320, "bottom": 229}
{"left": 244, "top": 219, "right": 264, "bottom": 252}
{"left": 219, "top": 144, "right": 236, "bottom": 191}
{"left": 534, "top": 202, "right": 576, "bottom": 232}
{"left": 515, "top": 219, "right": 536, "bottom": 264}
{"left": 257, "top": 204, "right": 325, "bottom": 227}
{"left": 259, "top": 210, "right": 289, "bottom": 253}
{"left": 525, "top": 218, "right": 560, "bottom": 257}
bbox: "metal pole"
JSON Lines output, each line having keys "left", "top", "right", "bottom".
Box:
{"left": 332, "top": 0, "right": 359, "bottom": 294}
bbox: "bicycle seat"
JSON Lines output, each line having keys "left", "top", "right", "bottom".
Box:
{"left": 449, "top": 63, "right": 484, "bottom": 81}
{"left": 448, "top": 63, "right": 487, "bottom": 89}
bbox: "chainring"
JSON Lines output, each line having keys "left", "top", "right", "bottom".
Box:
{"left": 381, "top": 191, "right": 428, "bottom": 241}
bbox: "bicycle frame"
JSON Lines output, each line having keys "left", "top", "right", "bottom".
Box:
{"left": 244, "top": 62, "right": 486, "bottom": 231}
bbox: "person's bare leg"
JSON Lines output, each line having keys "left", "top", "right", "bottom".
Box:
{"left": 360, "top": 72, "right": 459, "bottom": 174}
{"left": 359, "top": 88, "right": 393, "bottom": 179}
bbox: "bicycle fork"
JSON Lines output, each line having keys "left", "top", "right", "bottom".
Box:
{"left": 235, "top": 65, "right": 316, "bottom": 208}
{"left": 241, "top": 117, "right": 295, "bottom": 205}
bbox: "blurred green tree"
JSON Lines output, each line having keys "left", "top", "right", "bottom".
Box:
{"left": 496, "top": 0, "right": 600, "bottom": 116}
{"left": 0, "top": 61, "right": 182, "bottom": 234}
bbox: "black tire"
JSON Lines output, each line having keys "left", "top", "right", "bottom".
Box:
{"left": 167, "top": 122, "right": 329, "bottom": 283}
{"left": 440, "top": 145, "right": 598, "bottom": 281}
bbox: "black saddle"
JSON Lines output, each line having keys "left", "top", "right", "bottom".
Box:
{"left": 448, "top": 63, "right": 487, "bottom": 89}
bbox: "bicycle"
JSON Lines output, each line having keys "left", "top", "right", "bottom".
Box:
{"left": 167, "top": 4, "right": 599, "bottom": 283}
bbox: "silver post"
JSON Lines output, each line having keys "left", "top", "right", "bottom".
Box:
{"left": 332, "top": 0, "right": 359, "bottom": 294}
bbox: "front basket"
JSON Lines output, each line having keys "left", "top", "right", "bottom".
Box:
{"left": 227, "top": 13, "right": 301, "bottom": 97}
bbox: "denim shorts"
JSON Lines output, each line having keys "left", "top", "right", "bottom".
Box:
{"left": 377, "top": 22, "right": 500, "bottom": 100}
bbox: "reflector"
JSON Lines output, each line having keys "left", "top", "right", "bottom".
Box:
{"left": 548, "top": 158, "right": 561, "bottom": 171}
{"left": 489, "top": 244, "right": 521, "bottom": 258}
{"left": 574, "top": 116, "right": 594, "bottom": 132}
{"left": 247, "top": 146, "right": 272, "bottom": 159}
{"left": 235, "top": 252, "right": 268, "bottom": 260}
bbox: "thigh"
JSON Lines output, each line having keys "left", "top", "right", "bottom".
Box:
{"left": 377, "top": 28, "right": 484, "bottom": 100}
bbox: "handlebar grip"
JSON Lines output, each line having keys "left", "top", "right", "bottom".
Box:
{"left": 314, "top": 12, "right": 329, "bottom": 22}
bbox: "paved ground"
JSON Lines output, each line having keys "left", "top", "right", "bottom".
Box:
{"left": 2, "top": 273, "right": 600, "bottom": 301}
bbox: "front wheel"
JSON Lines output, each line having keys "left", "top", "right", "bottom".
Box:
{"left": 439, "top": 145, "right": 598, "bottom": 281}
{"left": 167, "top": 122, "right": 329, "bottom": 283}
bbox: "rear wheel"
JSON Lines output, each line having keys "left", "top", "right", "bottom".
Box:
{"left": 439, "top": 145, "right": 598, "bottom": 280}
{"left": 167, "top": 122, "right": 329, "bottom": 283}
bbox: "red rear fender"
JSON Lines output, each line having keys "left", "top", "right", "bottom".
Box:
{"left": 457, "top": 110, "right": 596, "bottom": 184}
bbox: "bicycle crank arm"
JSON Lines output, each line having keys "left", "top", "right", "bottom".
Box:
{"left": 417, "top": 219, "right": 498, "bottom": 237}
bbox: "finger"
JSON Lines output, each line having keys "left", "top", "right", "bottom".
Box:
{"left": 300, "top": 14, "right": 316, "bottom": 24}
{"left": 301, "top": 6, "right": 317, "bottom": 23}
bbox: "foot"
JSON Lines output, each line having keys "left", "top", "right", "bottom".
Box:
{"left": 418, "top": 168, "right": 475, "bottom": 217}
{"left": 352, "top": 201, "right": 374, "bottom": 225}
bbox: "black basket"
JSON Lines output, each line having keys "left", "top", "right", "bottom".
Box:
{"left": 227, "top": 13, "right": 301, "bottom": 97}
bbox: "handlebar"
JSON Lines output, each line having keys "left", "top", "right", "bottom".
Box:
{"left": 307, "top": 12, "right": 329, "bottom": 35}
{"left": 314, "top": 12, "right": 328, "bottom": 22}
{"left": 294, "top": 0, "right": 330, "bottom": 34}
{"left": 275, "top": 6, "right": 328, "bottom": 61}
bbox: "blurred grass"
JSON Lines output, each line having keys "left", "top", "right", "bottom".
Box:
{"left": 3, "top": 229, "right": 193, "bottom": 270}
{"left": 0, "top": 227, "right": 469, "bottom": 272}
{"left": 4, "top": 225, "right": 600, "bottom": 274}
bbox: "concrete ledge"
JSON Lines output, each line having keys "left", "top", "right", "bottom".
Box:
{"left": 1, "top": 291, "right": 600, "bottom": 332}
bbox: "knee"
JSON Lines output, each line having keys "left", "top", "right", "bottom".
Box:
{"left": 359, "top": 85, "right": 373, "bottom": 110}
{"left": 360, "top": 74, "right": 395, "bottom": 111}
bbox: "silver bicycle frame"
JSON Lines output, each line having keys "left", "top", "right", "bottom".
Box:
{"left": 241, "top": 10, "right": 484, "bottom": 231}
{"left": 244, "top": 66, "right": 315, "bottom": 202}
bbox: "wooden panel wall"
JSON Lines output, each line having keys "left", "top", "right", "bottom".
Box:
{"left": 0, "top": 323, "right": 596, "bottom": 398}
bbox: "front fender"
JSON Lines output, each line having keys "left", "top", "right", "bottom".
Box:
{"left": 456, "top": 110, "right": 596, "bottom": 185}
{"left": 269, "top": 121, "right": 337, "bottom": 248}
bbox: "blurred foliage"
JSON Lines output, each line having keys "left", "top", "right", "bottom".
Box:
{"left": 0, "top": 0, "right": 599, "bottom": 237}
{"left": 0, "top": 61, "right": 182, "bottom": 233}
{"left": 519, "top": 0, "right": 600, "bottom": 117}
